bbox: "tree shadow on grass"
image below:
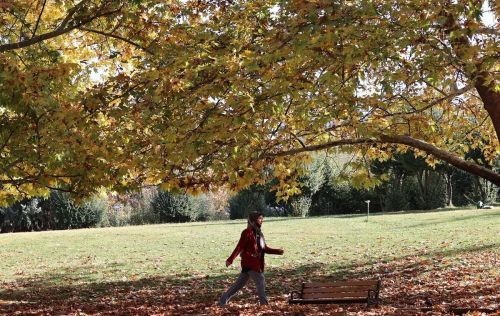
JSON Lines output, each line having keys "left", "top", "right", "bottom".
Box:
{"left": 396, "top": 209, "right": 500, "bottom": 229}
{"left": 173, "top": 216, "right": 310, "bottom": 228}
{"left": 132, "top": 208, "right": 499, "bottom": 229}
{"left": 1, "top": 245, "right": 498, "bottom": 315}
{"left": 366, "top": 207, "right": 498, "bottom": 217}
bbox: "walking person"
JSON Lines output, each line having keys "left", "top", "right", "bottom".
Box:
{"left": 218, "top": 211, "right": 284, "bottom": 306}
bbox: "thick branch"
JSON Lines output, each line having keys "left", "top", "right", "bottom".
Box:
{"left": 262, "top": 138, "right": 379, "bottom": 158}
{"left": 380, "top": 135, "right": 500, "bottom": 186}
{"left": 57, "top": 0, "right": 87, "bottom": 31}
{"left": 0, "top": 2, "right": 121, "bottom": 52}
{"left": 379, "top": 135, "right": 500, "bottom": 186}
{"left": 1, "top": 1, "right": 82, "bottom": 52}
{"left": 264, "top": 135, "right": 500, "bottom": 186}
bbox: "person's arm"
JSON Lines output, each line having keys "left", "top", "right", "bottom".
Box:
{"left": 226, "top": 230, "right": 247, "bottom": 266}
{"left": 264, "top": 245, "right": 284, "bottom": 255}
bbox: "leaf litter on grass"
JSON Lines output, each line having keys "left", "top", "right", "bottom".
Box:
{"left": 0, "top": 250, "right": 498, "bottom": 315}
{"left": 1, "top": 210, "right": 499, "bottom": 315}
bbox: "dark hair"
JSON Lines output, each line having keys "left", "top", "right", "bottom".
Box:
{"left": 248, "top": 211, "right": 263, "bottom": 223}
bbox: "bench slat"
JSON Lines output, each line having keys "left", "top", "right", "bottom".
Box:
{"left": 304, "top": 280, "right": 378, "bottom": 288}
{"left": 303, "top": 291, "right": 369, "bottom": 300}
{"left": 289, "top": 298, "right": 367, "bottom": 304}
{"left": 303, "top": 285, "right": 375, "bottom": 294}
{"left": 289, "top": 279, "right": 381, "bottom": 306}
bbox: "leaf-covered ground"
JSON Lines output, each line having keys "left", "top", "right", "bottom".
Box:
{"left": 1, "top": 209, "right": 499, "bottom": 315}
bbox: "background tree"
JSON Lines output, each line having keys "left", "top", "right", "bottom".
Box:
{"left": 150, "top": 188, "right": 211, "bottom": 223}
{"left": 0, "top": 191, "right": 105, "bottom": 232}
{"left": 229, "top": 184, "right": 269, "bottom": 219}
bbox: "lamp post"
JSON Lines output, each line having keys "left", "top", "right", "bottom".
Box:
{"left": 365, "top": 200, "right": 370, "bottom": 222}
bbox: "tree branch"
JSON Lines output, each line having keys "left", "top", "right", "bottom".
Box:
{"left": 263, "top": 135, "right": 500, "bottom": 186}
{"left": 262, "top": 138, "right": 379, "bottom": 158}
{"left": 78, "top": 27, "right": 154, "bottom": 54}
{"left": 379, "top": 135, "right": 500, "bottom": 186}
{"left": 56, "top": 0, "right": 88, "bottom": 31}
{"left": 382, "top": 85, "right": 472, "bottom": 117}
{"left": 31, "top": 0, "right": 47, "bottom": 38}
{"left": 0, "top": 1, "right": 121, "bottom": 52}
{"left": 476, "top": 27, "right": 500, "bottom": 36}
{"left": 288, "top": 131, "right": 306, "bottom": 148}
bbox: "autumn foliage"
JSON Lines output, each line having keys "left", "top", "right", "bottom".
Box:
{"left": 0, "top": 0, "right": 499, "bottom": 205}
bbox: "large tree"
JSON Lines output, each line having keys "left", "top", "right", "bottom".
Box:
{"left": 0, "top": 0, "right": 498, "bottom": 205}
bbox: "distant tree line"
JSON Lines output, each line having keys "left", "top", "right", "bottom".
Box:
{"left": 0, "top": 192, "right": 105, "bottom": 233}
{"left": 1, "top": 152, "right": 498, "bottom": 233}
{"left": 229, "top": 151, "right": 499, "bottom": 219}
{"left": 0, "top": 188, "right": 229, "bottom": 233}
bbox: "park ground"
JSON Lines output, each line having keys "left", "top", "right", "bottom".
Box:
{"left": 0, "top": 208, "right": 499, "bottom": 315}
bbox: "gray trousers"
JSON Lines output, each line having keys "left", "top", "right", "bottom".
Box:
{"left": 218, "top": 270, "right": 268, "bottom": 305}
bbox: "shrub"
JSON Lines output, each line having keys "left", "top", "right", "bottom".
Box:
{"left": 150, "top": 189, "right": 209, "bottom": 223}
{"left": 203, "top": 188, "right": 230, "bottom": 220}
{"left": 377, "top": 177, "right": 410, "bottom": 212}
{"left": 229, "top": 185, "right": 268, "bottom": 219}
{"left": 286, "top": 196, "right": 312, "bottom": 217}
{"left": 407, "top": 171, "right": 445, "bottom": 210}
{"left": 38, "top": 191, "right": 104, "bottom": 230}
{"left": 0, "top": 199, "right": 42, "bottom": 232}
{"left": 100, "top": 202, "right": 131, "bottom": 227}
{"left": 118, "top": 188, "right": 158, "bottom": 226}
{"left": 0, "top": 192, "right": 105, "bottom": 232}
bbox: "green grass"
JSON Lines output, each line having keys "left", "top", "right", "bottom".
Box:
{"left": 0, "top": 207, "right": 498, "bottom": 288}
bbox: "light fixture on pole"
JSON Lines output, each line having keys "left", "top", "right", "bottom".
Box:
{"left": 365, "top": 200, "right": 370, "bottom": 222}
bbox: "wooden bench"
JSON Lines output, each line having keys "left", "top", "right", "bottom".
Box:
{"left": 289, "top": 279, "right": 381, "bottom": 306}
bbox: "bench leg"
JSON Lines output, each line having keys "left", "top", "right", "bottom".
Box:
{"left": 367, "top": 290, "right": 379, "bottom": 307}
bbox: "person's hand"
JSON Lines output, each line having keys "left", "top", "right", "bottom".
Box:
{"left": 225, "top": 259, "right": 231, "bottom": 267}
{"left": 277, "top": 249, "right": 284, "bottom": 255}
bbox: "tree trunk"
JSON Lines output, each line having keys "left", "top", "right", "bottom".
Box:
{"left": 443, "top": 172, "right": 454, "bottom": 208}
{"left": 416, "top": 170, "right": 426, "bottom": 209}
{"left": 443, "top": 12, "right": 500, "bottom": 143}
{"left": 475, "top": 74, "right": 500, "bottom": 142}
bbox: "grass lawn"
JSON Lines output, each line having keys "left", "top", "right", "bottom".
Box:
{"left": 0, "top": 208, "right": 499, "bottom": 315}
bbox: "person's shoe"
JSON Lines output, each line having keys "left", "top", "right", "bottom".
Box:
{"left": 217, "top": 299, "right": 228, "bottom": 307}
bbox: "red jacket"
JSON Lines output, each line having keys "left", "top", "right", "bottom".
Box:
{"left": 227, "top": 227, "right": 281, "bottom": 272}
